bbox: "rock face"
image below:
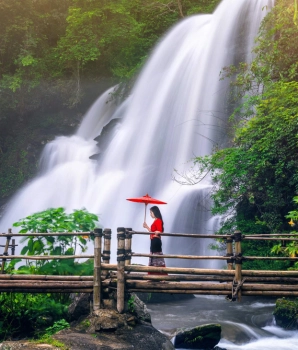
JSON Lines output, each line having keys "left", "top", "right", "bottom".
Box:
{"left": 174, "top": 324, "right": 221, "bottom": 349}
{"left": 54, "top": 322, "right": 174, "bottom": 350}
{"left": 128, "top": 293, "right": 152, "bottom": 323}
{"left": 68, "top": 293, "right": 92, "bottom": 321}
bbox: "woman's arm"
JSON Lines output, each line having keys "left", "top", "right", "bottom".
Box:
{"left": 143, "top": 222, "right": 150, "bottom": 231}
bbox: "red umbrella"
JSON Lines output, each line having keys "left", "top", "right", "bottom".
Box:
{"left": 126, "top": 193, "right": 167, "bottom": 221}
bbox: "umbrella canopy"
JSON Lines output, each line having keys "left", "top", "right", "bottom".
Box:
{"left": 126, "top": 194, "right": 167, "bottom": 221}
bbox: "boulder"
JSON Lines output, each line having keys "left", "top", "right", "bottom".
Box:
{"left": 126, "top": 293, "right": 151, "bottom": 323}
{"left": 174, "top": 323, "right": 221, "bottom": 349}
{"left": 274, "top": 298, "right": 298, "bottom": 329}
{"left": 54, "top": 323, "right": 174, "bottom": 350}
{"left": 68, "top": 293, "right": 92, "bottom": 321}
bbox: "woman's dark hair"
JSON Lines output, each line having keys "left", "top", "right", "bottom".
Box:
{"left": 150, "top": 206, "right": 164, "bottom": 232}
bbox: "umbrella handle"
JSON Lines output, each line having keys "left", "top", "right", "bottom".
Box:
{"left": 144, "top": 203, "right": 148, "bottom": 223}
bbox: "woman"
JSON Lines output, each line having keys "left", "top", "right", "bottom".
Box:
{"left": 143, "top": 205, "right": 167, "bottom": 274}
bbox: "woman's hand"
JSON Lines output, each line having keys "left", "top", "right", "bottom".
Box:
{"left": 143, "top": 222, "right": 150, "bottom": 231}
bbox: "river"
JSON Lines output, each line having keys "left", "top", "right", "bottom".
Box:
{"left": 149, "top": 295, "right": 298, "bottom": 349}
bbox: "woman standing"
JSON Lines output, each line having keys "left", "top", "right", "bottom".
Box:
{"left": 143, "top": 205, "right": 167, "bottom": 274}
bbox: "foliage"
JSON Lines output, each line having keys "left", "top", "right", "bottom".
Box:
{"left": 0, "top": 207, "right": 98, "bottom": 341}
{"left": 44, "top": 319, "right": 70, "bottom": 335}
{"left": 0, "top": 0, "right": 72, "bottom": 118}
{"left": 271, "top": 196, "right": 298, "bottom": 269}
{"left": 10, "top": 207, "right": 99, "bottom": 275}
{"left": 273, "top": 298, "right": 298, "bottom": 329}
{"left": 127, "top": 295, "right": 135, "bottom": 313}
{"left": 0, "top": 292, "right": 69, "bottom": 341}
{"left": 0, "top": 0, "right": 221, "bottom": 115}
{"left": 195, "top": 81, "right": 298, "bottom": 233}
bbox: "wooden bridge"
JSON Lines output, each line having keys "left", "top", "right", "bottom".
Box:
{"left": 1, "top": 228, "right": 298, "bottom": 313}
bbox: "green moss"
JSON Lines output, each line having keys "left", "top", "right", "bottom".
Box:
{"left": 274, "top": 298, "right": 298, "bottom": 329}
{"left": 33, "top": 335, "right": 69, "bottom": 349}
{"left": 80, "top": 319, "right": 91, "bottom": 328}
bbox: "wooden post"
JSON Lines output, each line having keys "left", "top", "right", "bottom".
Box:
{"left": 102, "top": 229, "right": 111, "bottom": 265}
{"left": 226, "top": 234, "right": 234, "bottom": 270}
{"left": 234, "top": 230, "right": 243, "bottom": 301}
{"left": 117, "top": 227, "right": 126, "bottom": 313}
{"left": 1, "top": 229, "right": 12, "bottom": 274}
{"left": 11, "top": 239, "right": 16, "bottom": 256}
{"left": 125, "top": 228, "right": 132, "bottom": 266}
{"left": 93, "top": 228, "right": 103, "bottom": 311}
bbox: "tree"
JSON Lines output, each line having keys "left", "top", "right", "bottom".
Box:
{"left": 0, "top": 0, "right": 71, "bottom": 119}
{"left": 194, "top": 81, "right": 298, "bottom": 233}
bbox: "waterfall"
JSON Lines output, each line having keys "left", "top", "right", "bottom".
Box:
{"left": 0, "top": 0, "right": 274, "bottom": 265}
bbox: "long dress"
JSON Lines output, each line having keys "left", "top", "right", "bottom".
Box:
{"left": 148, "top": 218, "right": 167, "bottom": 274}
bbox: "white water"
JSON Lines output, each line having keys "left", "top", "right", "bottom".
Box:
{"left": 149, "top": 296, "right": 298, "bottom": 350}
{"left": 0, "top": 0, "right": 273, "bottom": 266}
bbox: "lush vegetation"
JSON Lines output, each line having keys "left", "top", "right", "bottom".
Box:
{"left": 0, "top": 293, "right": 69, "bottom": 341}
{"left": 7, "top": 207, "right": 98, "bottom": 275}
{"left": 0, "top": 207, "right": 98, "bottom": 341}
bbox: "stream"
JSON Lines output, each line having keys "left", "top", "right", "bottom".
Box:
{"left": 149, "top": 295, "right": 298, "bottom": 349}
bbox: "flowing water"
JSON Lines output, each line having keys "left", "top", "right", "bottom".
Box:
{"left": 0, "top": 0, "right": 273, "bottom": 263}
{"left": 2, "top": 1, "right": 295, "bottom": 348}
{"left": 149, "top": 296, "right": 298, "bottom": 349}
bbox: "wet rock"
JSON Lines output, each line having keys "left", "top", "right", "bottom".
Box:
{"left": 274, "top": 298, "right": 298, "bottom": 329}
{"left": 54, "top": 319, "right": 174, "bottom": 350}
{"left": 174, "top": 323, "right": 221, "bottom": 349}
{"left": 68, "top": 293, "right": 92, "bottom": 321}
{"left": 89, "top": 309, "right": 127, "bottom": 332}
{"left": 127, "top": 293, "right": 151, "bottom": 323}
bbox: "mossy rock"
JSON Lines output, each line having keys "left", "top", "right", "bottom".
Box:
{"left": 273, "top": 298, "right": 298, "bottom": 329}
{"left": 174, "top": 324, "right": 221, "bottom": 349}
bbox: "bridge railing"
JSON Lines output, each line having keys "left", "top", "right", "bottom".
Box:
{"left": 113, "top": 228, "right": 298, "bottom": 311}
{"left": 1, "top": 228, "right": 298, "bottom": 313}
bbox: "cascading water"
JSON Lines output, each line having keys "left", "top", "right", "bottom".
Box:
{"left": 0, "top": 0, "right": 273, "bottom": 269}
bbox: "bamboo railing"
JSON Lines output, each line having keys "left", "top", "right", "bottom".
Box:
{"left": 1, "top": 228, "right": 298, "bottom": 313}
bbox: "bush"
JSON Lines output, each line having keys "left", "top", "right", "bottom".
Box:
{"left": 0, "top": 293, "right": 69, "bottom": 340}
